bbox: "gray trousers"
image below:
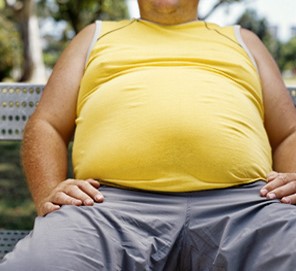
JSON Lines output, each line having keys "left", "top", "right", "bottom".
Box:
{"left": 1, "top": 181, "right": 296, "bottom": 271}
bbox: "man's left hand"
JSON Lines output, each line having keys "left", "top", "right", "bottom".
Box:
{"left": 260, "top": 171, "right": 296, "bottom": 204}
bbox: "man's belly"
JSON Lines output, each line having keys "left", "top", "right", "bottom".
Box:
{"left": 73, "top": 68, "right": 272, "bottom": 191}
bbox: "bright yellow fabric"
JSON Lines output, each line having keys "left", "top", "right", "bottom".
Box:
{"left": 73, "top": 19, "right": 272, "bottom": 192}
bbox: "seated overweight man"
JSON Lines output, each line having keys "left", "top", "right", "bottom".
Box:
{"left": 2, "top": 0, "right": 296, "bottom": 270}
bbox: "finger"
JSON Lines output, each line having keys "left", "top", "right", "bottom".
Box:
{"left": 52, "top": 179, "right": 104, "bottom": 206}
{"left": 85, "top": 178, "right": 101, "bottom": 188}
{"left": 281, "top": 196, "right": 293, "bottom": 204}
{"left": 266, "top": 181, "right": 296, "bottom": 200}
{"left": 63, "top": 184, "right": 100, "bottom": 205}
{"left": 281, "top": 193, "right": 296, "bottom": 204}
{"left": 266, "top": 171, "right": 279, "bottom": 182}
{"left": 52, "top": 191, "right": 83, "bottom": 206}
{"left": 260, "top": 172, "right": 280, "bottom": 196}
{"left": 260, "top": 173, "right": 289, "bottom": 197}
{"left": 40, "top": 201, "right": 61, "bottom": 216}
{"left": 77, "top": 180, "right": 104, "bottom": 203}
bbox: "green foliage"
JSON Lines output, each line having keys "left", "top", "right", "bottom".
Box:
{"left": 38, "top": 0, "right": 128, "bottom": 33}
{"left": 37, "top": 0, "right": 128, "bottom": 69}
{"left": 280, "top": 37, "right": 296, "bottom": 72}
{"left": 237, "top": 10, "right": 270, "bottom": 40}
{"left": 200, "top": 0, "right": 246, "bottom": 20}
{"left": 0, "top": 142, "right": 36, "bottom": 229}
{"left": 42, "top": 32, "right": 69, "bottom": 69}
{"left": 0, "top": 14, "right": 22, "bottom": 81}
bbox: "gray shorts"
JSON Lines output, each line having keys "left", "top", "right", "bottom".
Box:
{"left": 1, "top": 181, "right": 296, "bottom": 271}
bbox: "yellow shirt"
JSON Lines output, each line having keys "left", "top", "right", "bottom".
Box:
{"left": 73, "top": 19, "right": 272, "bottom": 192}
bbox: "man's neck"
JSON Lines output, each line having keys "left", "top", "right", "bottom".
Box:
{"left": 139, "top": 14, "right": 198, "bottom": 26}
{"left": 138, "top": 1, "right": 199, "bottom": 26}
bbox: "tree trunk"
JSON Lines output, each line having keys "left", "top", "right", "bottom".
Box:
{"left": 8, "top": 0, "right": 47, "bottom": 82}
{"left": 26, "top": 11, "right": 47, "bottom": 82}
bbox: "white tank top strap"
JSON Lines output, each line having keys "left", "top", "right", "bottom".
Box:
{"left": 85, "top": 20, "right": 102, "bottom": 66}
{"left": 234, "top": 25, "right": 258, "bottom": 70}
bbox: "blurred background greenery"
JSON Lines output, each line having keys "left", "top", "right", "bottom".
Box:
{"left": 0, "top": 0, "right": 295, "bottom": 229}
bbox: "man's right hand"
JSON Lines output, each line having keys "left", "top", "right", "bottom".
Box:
{"left": 38, "top": 178, "right": 104, "bottom": 216}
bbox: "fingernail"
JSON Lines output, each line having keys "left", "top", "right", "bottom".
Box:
{"left": 260, "top": 188, "right": 268, "bottom": 196}
{"left": 267, "top": 193, "right": 276, "bottom": 200}
{"left": 281, "top": 197, "right": 292, "bottom": 204}
{"left": 73, "top": 199, "right": 82, "bottom": 206}
{"left": 84, "top": 199, "right": 94, "bottom": 205}
{"left": 95, "top": 195, "right": 104, "bottom": 202}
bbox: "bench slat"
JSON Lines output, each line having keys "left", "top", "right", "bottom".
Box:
{"left": 0, "top": 230, "right": 30, "bottom": 260}
{"left": 0, "top": 83, "right": 44, "bottom": 140}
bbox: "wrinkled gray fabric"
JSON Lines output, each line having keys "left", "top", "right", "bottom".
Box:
{"left": 1, "top": 181, "right": 296, "bottom": 271}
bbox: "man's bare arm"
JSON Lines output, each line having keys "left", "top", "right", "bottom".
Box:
{"left": 241, "top": 28, "right": 296, "bottom": 203}
{"left": 22, "top": 24, "right": 103, "bottom": 216}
